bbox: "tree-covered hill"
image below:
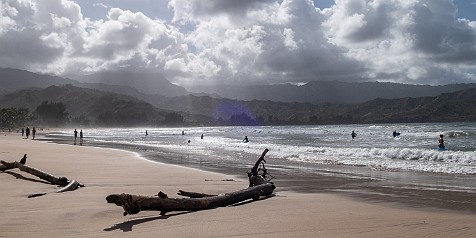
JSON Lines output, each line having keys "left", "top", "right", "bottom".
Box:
{"left": 2, "top": 84, "right": 476, "bottom": 127}
{"left": 350, "top": 88, "right": 476, "bottom": 123}
{"left": 152, "top": 88, "right": 476, "bottom": 124}
{"left": 0, "top": 85, "right": 214, "bottom": 126}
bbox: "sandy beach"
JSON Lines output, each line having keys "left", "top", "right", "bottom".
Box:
{"left": 1, "top": 132, "right": 475, "bottom": 238}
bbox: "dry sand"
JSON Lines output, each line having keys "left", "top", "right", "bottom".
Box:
{"left": 1, "top": 132, "right": 475, "bottom": 238}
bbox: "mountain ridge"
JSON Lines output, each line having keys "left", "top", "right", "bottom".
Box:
{"left": 1, "top": 68, "right": 476, "bottom": 126}
{"left": 3, "top": 67, "right": 476, "bottom": 105}
{"left": 2, "top": 84, "right": 475, "bottom": 126}
{"left": 72, "top": 70, "right": 188, "bottom": 97}
{"left": 192, "top": 80, "right": 476, "bottom": 104}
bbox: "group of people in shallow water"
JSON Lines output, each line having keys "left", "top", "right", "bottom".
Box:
{"left": 73, "top": 129, "right": 84, "bottom": 144}
{"left": 351, "top": 130, "right": 446, "bottom": 149}
{"left": 146, "top": 130, "right": 250, "bottom": 144}
{"left": 143, "top": 129, "right": 446, "bottom": 149}
{"left": 21, "top": 127, "right": 36, "bottom": 139}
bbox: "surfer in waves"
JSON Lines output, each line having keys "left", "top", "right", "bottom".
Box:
{"left": 243, "top": 136, "right": 249, "bottom": 143}
{"left": 392, "top": 130, "right": 400, "bottom": 137}
{"left": 351, "top": 131, "right": 357, "bottom": 140}
{"left": 438, "top": 134, "right": 445, "bottom": 149}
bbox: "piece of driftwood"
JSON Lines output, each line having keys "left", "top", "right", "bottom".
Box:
{"left": 247, "top": 148, "right": 274, "bottom": 187}
{"left": 106, "top": 148, "right": 276, "bottom": 216}
{"left": 0, "top": 154, "right": 84, "bottom": 197}
{"left": 0, "top": 154, "right": 27, "bottom": 172}
{"left": 57, "top": 180, "right": 80, "bottom": 192}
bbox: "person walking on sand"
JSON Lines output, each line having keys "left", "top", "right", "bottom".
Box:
{"left": 351, "top": 131, "right": 357, "bottom": 140}
{"left": 74, "top": 129, "right": 78, "bottom": 141}
{"left": 25, "top": 127, "right": 30, "bottom": 139}
{"left": 32, "top": 127, "right": 36, "bottom": 140}
{"left": 21, "top": 128, "right": 24, "bottom": 137}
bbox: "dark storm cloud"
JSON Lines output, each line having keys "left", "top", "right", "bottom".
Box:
{"left": 410, "top": 2, "right": 476, "bottom": 65}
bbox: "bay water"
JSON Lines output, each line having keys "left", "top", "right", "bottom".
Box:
{"left": 45, "top": 122, "right": 476, "bottom": 211}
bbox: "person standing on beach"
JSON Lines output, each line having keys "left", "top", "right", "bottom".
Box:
{"left": 351, "top": 131, "right": 357, "bottom": 140}
{"left": 74, "top": 129, "right": 78, "bottom": 141}
{"left": 32, "top": 127, "right": 36, "bottom": 140}
{"left": 80, "top": 129, "right": 83, "bottom": 142}
{"left": 21, "top": 128, "right": 24, "bottom": 137}
{"left": 25, "top": 127, "right": 30, "bottom": 139}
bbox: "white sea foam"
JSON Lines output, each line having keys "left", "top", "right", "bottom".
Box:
{"left": 55, "top": 123, "right": 476, "bottom": 174}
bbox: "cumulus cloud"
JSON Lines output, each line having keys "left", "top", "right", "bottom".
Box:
{"left": 0, "top": 0, "right": 200, "bottom": 78}
{"left": 0, "top": 0, "right": 475, "bottom": 87}
{"left": 325, "top": 0, "right": 476, "bottom": 84}
{"left": 0, "top": 0, "right": 68, "bottom": 70}
{"left": 169, "top": 0, "right": 278, "bottom": 24}
{"left": 170, "top": 0, "right": 364, "bottom": 86}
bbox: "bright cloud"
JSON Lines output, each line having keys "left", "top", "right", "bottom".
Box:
{"left": 324, "top": 0, "right": 476, "bottom": 84}
{"left": 0, "top": 0, "right": 475, "bottom": 86}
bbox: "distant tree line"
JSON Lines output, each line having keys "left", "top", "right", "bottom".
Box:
{"left": 1, "top": 101, "right": 188, "bottom": 128}
{"left": 35, "top": 101, "right": 69, "bottom": 125}
{"left": 0, "top": 107, "right": 30, "bottom": 129}
{"left": 163, "top": 112, "right": 184, "bottom": 125}
{"left": 0, "top": 101, "right": 70, "bottom": 128}
{"left": 219, "top": 112, "right": 365, "bottom": 126}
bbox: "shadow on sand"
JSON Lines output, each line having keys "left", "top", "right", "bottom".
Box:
{"left": 103, "top": 194, "right": 276, "bottom": 232}
{"left": 4, "top": 171, "right": 51, "bottom": 184}
{"left": 103, "top": 211, "right": 197, "bottom": 232}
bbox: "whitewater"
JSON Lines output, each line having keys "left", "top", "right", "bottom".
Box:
{"left": 49, "top": 122, "right": 476, "bottom": 175}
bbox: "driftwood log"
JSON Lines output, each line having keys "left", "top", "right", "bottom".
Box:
{"left": 0, "top": 154, "right": 84, "bottom": 196}
{"left": 107, "top": 183, "right": 275, "bottom": 216}
{"left": 106, "top": 148, "right": 275, "bottom": 216}
{"left": 247, "top": 148, "right": 272, "bottom": 187}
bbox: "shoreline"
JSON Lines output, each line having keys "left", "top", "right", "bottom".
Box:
{"left": 2, "top": 132, "right": 476, "bottom": 237}
{"left": 39, "top": 131, "right": 476, "bottom": 214}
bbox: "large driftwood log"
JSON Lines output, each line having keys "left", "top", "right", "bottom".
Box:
{"left": 1, "top": 160, "right": 70, "bottom": 186}
{"left": 107, "top": 183, "right": 275, "bottom": 216}
{"left": 0, "top": 154, "right": 84, "bottom": 196}
{"left": 107, "top": 148, "right": 276, "bottom": 216}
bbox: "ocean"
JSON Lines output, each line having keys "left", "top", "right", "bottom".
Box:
{"left": 44, "top": 122, "right": 476, "bottom": 212}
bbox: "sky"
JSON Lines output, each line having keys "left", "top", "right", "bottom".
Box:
{"left": 1, "top": 0, "right": 476, "bottom": 88}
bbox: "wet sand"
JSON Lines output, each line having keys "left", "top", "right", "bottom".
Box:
{"left": 2, "top": 132, "right": 476, "bottom": 237}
